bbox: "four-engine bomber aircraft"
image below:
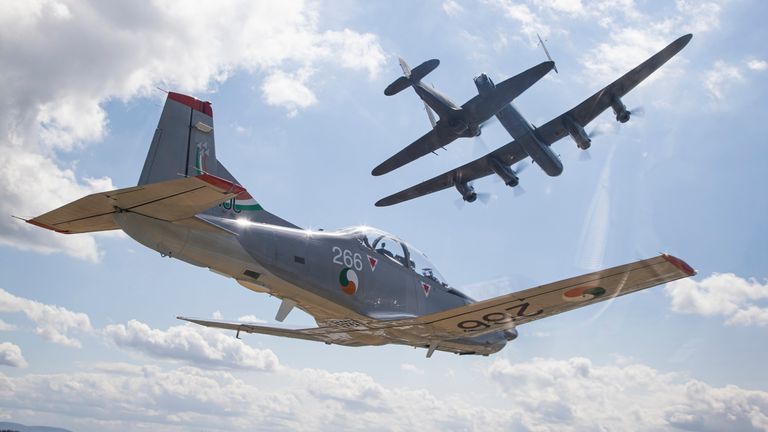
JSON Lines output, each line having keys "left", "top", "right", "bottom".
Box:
{"left": 26, "top": 91, "right": 695, "bottom": 357}
{"left": 376, "top": 33, "right": 692, "bottom": 206}
{"left": 372, "top": 58, "right": 555, "bottom": 176}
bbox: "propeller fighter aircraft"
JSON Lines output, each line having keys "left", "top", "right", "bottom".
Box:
{"left": 26, "top": 91, "right": 696, "bottom": 357}
{"left": 372, "top": 58, "right": 556, "bottom": 176}
{"left": 376, "top": 33, "right": 693, "bottom": 206}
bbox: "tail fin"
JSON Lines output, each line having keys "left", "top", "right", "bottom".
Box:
{"left": 384, "top": 58, "right": 440, "bottom": 96}
{"left": 398, "top": 57, "right": 412, "bottom": 77}
{"left": 139, "top": 92, "right": 298, "bottom": 228}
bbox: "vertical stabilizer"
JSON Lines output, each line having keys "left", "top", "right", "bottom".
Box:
{"left": 139, "top": 92, "right": 298, "bottom": 228}
{"left": 139, "top": 92, "right": 217, "bottom": 185}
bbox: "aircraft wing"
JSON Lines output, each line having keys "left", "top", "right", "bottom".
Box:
{"left": 26, "top": 173, "right": 245, "bottom": 234}
{"left": 375, "top": 34, "right": 693, "bottom": 206}
{"left": 534, "top": 33, "right": 692, "bottom": 145}
{"left": 375, "top": 141, "right": 528, "bottom": 206}
{"left": 387, "top": 254, "right": 695, "bottom": 341}
{"left": 177, "top": 317, "right": 332, "bottom": 343}
{"left": 372, "top": 128, "right": 457, "bottom": 176}
{"left": 461, "top": 61, "right": 555, "bottom": 120}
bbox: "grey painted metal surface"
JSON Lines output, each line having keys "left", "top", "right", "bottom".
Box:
{"left": 376, "top": 34, "right": 693, "bottom": 207}
{"left": 27, "top": 89, "right": 695, "bottom": 358}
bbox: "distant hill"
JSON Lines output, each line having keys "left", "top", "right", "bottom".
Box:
{"left": 0, "top": 422, "right": 72, "bottom": 432}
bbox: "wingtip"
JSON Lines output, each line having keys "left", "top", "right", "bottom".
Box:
{"left": 662, "top": 253, "right": 696, "bottom": 277}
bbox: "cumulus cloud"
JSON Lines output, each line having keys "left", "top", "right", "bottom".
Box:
{"left": 747, "top": 59, "right": 768, "bottom": 71}
{"left": 0, "top": 0, "right": 386, "bottom": 261}
{"left": 1, "top": 357, "right": 766, "bottom": 431}
{"left": 236, "top": 315, "right": 266, "bottom": 324}
{"left": 0, "top": 288, "right": 92, "bottom": 347}
{"left": 442, "top": 0, "right": 464, "bottom": 16}
{"left": 666, "top": 273, "right": 768, "bottom": 326}
{"left": 400, "top": 363, "right": 424, "bottom": 374}
{"left": 0, "top": 342, "right": 28, "bottom": 368}
{"left": 0, "top": 319, "right": 16, "bottom": 332}
{"left": 487, "top": 0, "right": 550, "bottom": 39}
{"left": 103, "top": 319, "right": 279, "bottom": 371}
{"left": 488, "top": 357, "right": 768, "bottom": 431}
{"left": 703, "top": 60, "right": 744, "bottom": 100}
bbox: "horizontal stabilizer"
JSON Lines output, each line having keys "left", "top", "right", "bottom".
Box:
{"left": 27, "top": 174, "right": 245, "bottom": 234}
{"left": 410, "top": 58, "right": 440, "bottom": 82}
{"left": 384, "top": 76, "right": 411, "bottom": 96}
{"left": 384, "top": 59, "right": 440, "bottom": 96}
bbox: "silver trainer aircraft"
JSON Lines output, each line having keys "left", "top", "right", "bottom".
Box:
{"left": 377, "top": 34, "right": 692, "bottom": 206}
{"left": 26, "top": 91, "right": 695, "bottom": 357}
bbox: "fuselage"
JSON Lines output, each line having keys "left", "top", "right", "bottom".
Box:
{"left": 113, "top": 211, "right": 510, "bottom": 354}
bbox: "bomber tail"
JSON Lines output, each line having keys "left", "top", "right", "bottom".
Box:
{"left": 139, "top": 92, "right": 298, "bottom": 228}
{"left": 384, "top": 58, "right": 440, "bottom": 96}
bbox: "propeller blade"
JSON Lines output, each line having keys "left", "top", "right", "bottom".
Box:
{"left": 588, "top": 122, "right": 619, "bottom": 138}
{"left": 513, "top": 185, "right": 526, "bottom": 197}
{"left": 630, "top": 105, "right": 645, "bottom": 117}
{"left": 579, "top": 150, "right": 592, "bottom": 161}
{"left": 514, "top": 161, "right": 529, "bottom": 175}
{"left": 477, "top": 192, "right": 494, "bottom": 204}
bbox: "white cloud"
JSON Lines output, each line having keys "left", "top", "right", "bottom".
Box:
{"left": 487, "top": 0, "right": 550, "bottom": 39}
{"left": 0, "top": 319, "right": 16, "bottom": 332}
{"left": 442, "top": 0, "right": 464, "bottom": 16}
{"left": 1, "top": 357, "right": 766, "bottom": 431}
{"left": 666, "top": 273, "right": 768, "bottom": 326}
{"left": 103, "top": 319, "right": 279, "bottom": 371}
{"left": 0, "top": 342, "right": 27, "bottom": 368}
{"left": 0, "top": 288, "right": 92, "bottom": 347}
{"left": 261, "top": 68, "right": 318, "bottom": 117}
{"left": 488, "top": 357, "right": 768, "bottom": 431}
{"left": 0, "top": 0, "right": 385, "bottom": 261}
{"left": 703, "top": 60, "right": 744, "bottom": 100}
{"left": 237, "top": 315, "right": 266, "bottom": 324}
{"left": 400, "top": 363, "right": 424, "bottom": 374}
{"left": 747, "top": 59, "right": 768, "bottom": 72}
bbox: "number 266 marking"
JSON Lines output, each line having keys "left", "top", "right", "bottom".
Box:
{"left": 332, "top": 247, "right": 363, "bottom": 271}
{"left": 457, "top": 302, "right": 543, "bottom": 331}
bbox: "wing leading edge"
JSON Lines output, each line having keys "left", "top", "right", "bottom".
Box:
{"left": 181, "top": 254, "right": 694, "bottom": 348}
{"left": 376, "top": 34, "right": 692, "bottom": 206}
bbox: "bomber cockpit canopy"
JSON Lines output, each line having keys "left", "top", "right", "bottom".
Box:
{"left": 337, "top": 226, "right": 450, "bottom": 287}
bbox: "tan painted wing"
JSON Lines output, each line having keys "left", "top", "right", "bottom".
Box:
{"left": 181, "top": 255, "right": 695, "bottom": 347}
{"left": 27, "top": 173, "right": 245, "bottom": 234}
{"left": 395, "top": 254, "right": 695, "bottom": 340}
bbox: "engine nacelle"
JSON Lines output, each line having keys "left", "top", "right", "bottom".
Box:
{"left": 455, "top": 181, "right": 477, "bottom": 202}
{"left": 489, "top": 157, "right": 519, "bottom": 187}
{"left": 611, "top": 96, "right": 630, "bottom": 123}
{"left": 473, "top": 73, "right": 496, "bottom": 97}
{"left": 564, "top": 115, "right": 591, "bottom": 150}
{"left": 503, "top": 328, "right": 518, "bottom": 341}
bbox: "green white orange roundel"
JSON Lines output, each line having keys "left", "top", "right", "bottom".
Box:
{"left": 339, "top": 268, "right": 359, "bottom": 295}
{"left": 562, "top": 286, "right": 607, "bottom": 302}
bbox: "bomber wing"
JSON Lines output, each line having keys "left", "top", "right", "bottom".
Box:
{"left": 372, "top": 61, "right": 555, "bottom": 177}
{"left": 376, "top": 34, "right": 692, "bottom": 206}
{"left": 461, "top": 61, "right": 554, "bottom": 121}
{"left": 372, "top": 128, "right": 457, "bottom": 176}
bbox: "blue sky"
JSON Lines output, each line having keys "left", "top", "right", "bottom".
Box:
{"left": 1, "top": 0, "right": 767, "bottom": 430}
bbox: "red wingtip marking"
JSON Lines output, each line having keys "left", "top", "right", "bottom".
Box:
{"left": 197, "top": 173, "right": 246, "bottom": 196}
{"left": 168, "top": 92, "right": 213, "bottom": 117}
{"left": 26, "top": 219, "right": 71, "bottom": 234}
{"left": 663, "top": 254, "right": 696, "bottom": 276}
